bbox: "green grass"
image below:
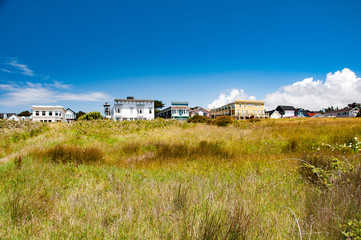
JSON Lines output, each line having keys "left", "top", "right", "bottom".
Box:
{"left": 0, "top": 118, "right": 361, "bottom": 239}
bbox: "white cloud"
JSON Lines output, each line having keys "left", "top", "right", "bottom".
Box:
{"left": 265, "top": 68, "right": 361, "bottom": 111}
{"left": 0, "top": 82, "right": 109, "bottom": 106}
{"left": 8, "top": 58, "right": 35, "bottom": 76}
{"left": 208, "top": 89, "right": 256, "bottom": 108}
{"left": 0, "top": 68, "right": 11, "bottom": 73}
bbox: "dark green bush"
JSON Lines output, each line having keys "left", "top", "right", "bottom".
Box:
{"left": 79, "top": 112, "right": 103, "bottom": 120}
{"left": 187, "top": 115, "right": 209, "bottom": 123}
{"left": 214, "top": 116, "right": 234, "bottom": 127}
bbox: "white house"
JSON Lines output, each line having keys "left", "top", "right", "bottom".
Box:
{"left": 324, "top": 107, "right": 359, "bottom": 118}
{"left": 266, "top": 110, "right": 282, "bottom": 119}
{"left": 7, "top": 115, "right": 20, "bottom": 121}
{"left": 65, "top": 108, "right": 76, "bottom": 122}
{"left": 276, "top": 106, "right": 297, "bottom": 118}
{"left": 109, "top": 97, "right": 154, "bottom": 121}
{"left": 32, "top": 105, "right": 66, "bottom": 122}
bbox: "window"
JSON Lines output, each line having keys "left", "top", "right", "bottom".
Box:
{"left": 42, "top": 111, "right": 46, "bottom": 116}
{"left": 149, "top": 108, "right": 152, "bottom": 114}
{"left": 138, "top": 109, "right": 143, "bottom": 114}
{"left": 130, "top": 107, "right": 134, "bottom": 114}
{"left": 55, "top": 112, "right": 58, "bottom": 116}
{"left": 36, "top": 111, "right": 39, "bottom": 116}
{"left": 49, "top": 111, "right": 52, "bottom": 116}
{"left": 117, "top": 108, "right": 121, "bottom": 113}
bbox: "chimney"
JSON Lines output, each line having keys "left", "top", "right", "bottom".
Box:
{"left": 127, "top": 96, "right": 134, "bottom": 99}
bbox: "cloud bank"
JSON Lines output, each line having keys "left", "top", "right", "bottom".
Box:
{"left": 0, "top": 58, "right": 109, "bottom": 107}
{"left": 0, "top": 81, "right": 109, "bottom": 106}
{"left": 207, "top": 89, "right": 256, "bottom": 108}
{"left": 265, "top": 68, "right": 361, "bottom": 110}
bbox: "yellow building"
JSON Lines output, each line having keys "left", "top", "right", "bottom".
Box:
{"left": 210, "top": 100, "right": 268, "bottom": 119}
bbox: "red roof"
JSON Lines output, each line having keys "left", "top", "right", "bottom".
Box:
{"left": 308, "top": 112, "right": 318, "bottom": 117}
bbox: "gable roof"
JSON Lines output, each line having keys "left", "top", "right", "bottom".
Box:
{"left": 66, "top": 108, "right": 76, "bottom": 114}
{"left": 276, "top": 105, "right": 296, "bottom": 111}
{"left": 325, "top": 107, "right": 358, "bottom": 114}
{"left": 307, "top": 112, "right": 318, "bottom": 117}
{"left": 190, "top": 107, "right": 210, "bottom": 114}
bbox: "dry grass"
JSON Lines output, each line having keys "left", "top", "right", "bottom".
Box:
{"left": 0, "top": 118, "right": 361, "bottom": 239}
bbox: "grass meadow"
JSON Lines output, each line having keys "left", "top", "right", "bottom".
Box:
{"left": 0, "top": 118, "right": 361, "bottom": 239}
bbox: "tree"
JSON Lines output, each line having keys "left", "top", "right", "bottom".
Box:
{"left": 76, "top": 111, "right": 86, "bottom": 119}
{"left": 78, "top": 112, "right": 103, "bottom": 120}
{"left": 17, "top": 110, "right": 31, "bottom": 116}
{"left": 154, "top": 100, "right": 165, "bottom": 115}
{"left": 154, "top": 100, "right": 165, "bottom": 110}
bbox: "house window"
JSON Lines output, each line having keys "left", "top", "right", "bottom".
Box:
{"left": 42, "top": 111, "right": 46, "bottom": 116}
{"left": 55, "top": 112, "right": 58, "bottom": 116}
{"left": 130, "top": 107, "right": 134, "bottom": 114}
{"left": 36, "top": 111, "right": 39, "bottom": 116}
{"left": 138, "top": 109, "right": 143, "bottom": 114}
{"left": 149, "top": 108, "right": 152, "bottom": 114}
{"left": 49, "top": 111, "right": 52, "bottom": 116}
{"left": 117, "top": 108, "right": 121, "bottom": 113}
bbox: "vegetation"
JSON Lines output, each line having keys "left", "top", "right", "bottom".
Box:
{"left": 154, "top": 100, "right": 165, "bottom": 115}
{"left": 78, "top": 111, "right": 103, "bottom": 120}
{"left": 0, "top": 118, "right": 361, "bottom": 239}
{"left": 17, "top": 110, "right": 31, "bottom": 117}
{"left": 76, "top": 111, "right": 86, "bottom": 119}
{"left": 214, "top": 115, "right": 234, "bottom": 126}
{"left": 187, "top": 114, "right": 209, "bottom": 123}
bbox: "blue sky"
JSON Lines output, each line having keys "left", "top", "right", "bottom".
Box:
{"left": 1, "top": 0, "right": 361, "bottom": 112}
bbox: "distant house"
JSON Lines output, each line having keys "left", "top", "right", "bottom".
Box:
{"left": 65, "top": 108, "right": 76, "bottom": 122}
{"left": 19, "top": 116, "right": 30, "bottom": 121}
{"left": 275, "top": 106, "right": 297, "bottom": 118}
{"left": 266, "top": 110, "right": 282, "bottom": 119}
{"left": 0, "top": 113, "right": 17, "bottom": 120}
{"left": 7, "top": 115, "right": 20, "bottom": 121}
{"left": 295, "top": 108, "right": 309, "bottom": 117}
{"left": 189, "top": 107, "right": 210, "bottom": 118}
{"left": 156, "top": 102, "right": 190, "bottom": 120}
{"left": 307, "top": 112, "right": 319, "bottom": 118}
{"left": 32, "top": 105, "right": 66, "bottom": 122}
{"left": 109, "top": 97, "right": 155, "bottom": 121}
{"left": 324, "top": 107, "right": 359, "bottom": 118}
{"left": 210, "top": 100, "right": 267, "bottom": 120}
{"left": 312, "top": 113, "right": 325, "bottom": 118}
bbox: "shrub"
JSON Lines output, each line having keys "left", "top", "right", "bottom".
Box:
{"left": 187, "top": 115, "right": 208, "bottom": 123}
{"left": 214, "top": 116, "right": 234, "bottom": 127}
{"left": 79, "top": 112, "right": 103, "bottom": 120}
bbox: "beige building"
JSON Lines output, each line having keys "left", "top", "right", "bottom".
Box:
{"left": 210, "top": 100, "right": 268, "bottom": 119}
{"left": 32, "top": 105, "right": 66, "bottom": 122}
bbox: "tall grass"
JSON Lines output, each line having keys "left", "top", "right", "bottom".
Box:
{"left": 0, "top": 118, "right": 361, "bottom": 239}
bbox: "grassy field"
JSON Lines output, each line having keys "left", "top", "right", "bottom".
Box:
{"left": 0, "top": 118, "right": 360, "bottom": 239}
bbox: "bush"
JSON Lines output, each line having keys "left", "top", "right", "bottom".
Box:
{"left": 214, "top": 116, "right": 234, "bottom": 127}
{"left": 79, "top": 112, "right": 103, "bottom": 120}
{"left": 187, "top": 115, "right": 208, "bottom": 123}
